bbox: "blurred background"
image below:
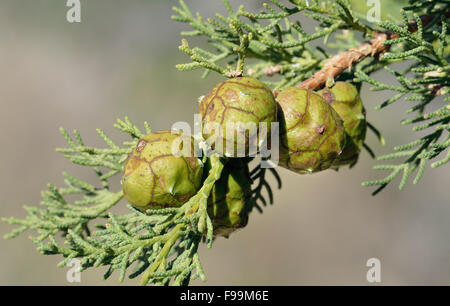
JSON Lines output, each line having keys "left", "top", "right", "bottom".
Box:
{"left": 0, "top": 0, "right": 449, "bottom": 285}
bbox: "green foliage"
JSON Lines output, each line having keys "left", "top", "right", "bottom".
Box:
{"left": 3, "top": 0, "right": 449, "bottom": 286}
{"left": 3, "top": 117, "right": 279, "bottom": 285}
{"left": 174, "top": 0, "right": 449, "bottom": 193}
{"left": 356, "top": 7, "right": 449, "bottom": 194}
{"left": 173, "top": 0, "right": 373, "bottom": 89}
{"left": 2, "top": 118, "right": 141, "bottom": 241}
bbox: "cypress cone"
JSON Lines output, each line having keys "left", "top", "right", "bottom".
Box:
{"left": 122, "top": 130, "right": 203, "bottom": 209}
{"left": 277, "top": 87, "right": 346, "bottom": 174}
{"left": 199, "top": 76, "right": 277, "bottom": 157}
{"left": 318, "top": 82, "right": 367, "bottom": 167}
{"left": 205, "top": 158, "right": 253, "bottom": 238}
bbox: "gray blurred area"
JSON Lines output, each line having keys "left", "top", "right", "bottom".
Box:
{"left": 0, "top": 0, "right": 449, "bottom": 285}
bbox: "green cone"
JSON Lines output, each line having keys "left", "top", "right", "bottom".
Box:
{"left": 277, "top": 87, "right": 346, "bottom": 174}
{"left": 122, "top": 130, "right": 203, "bottom": 209}
{"left": 205, "top": 158, "right": 253, "bottom": 238}
{"left": 199, "top": 77, "right": 277, "bottom": 157}
{"left": 318, "top": 82, "right": 367, "bottom": 167}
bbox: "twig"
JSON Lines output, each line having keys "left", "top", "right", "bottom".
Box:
{"left": 297, "top": 12, "right": 449, "bottom": 90}
{"left": 297, "top": 32, "right": 390, "bottom": 90}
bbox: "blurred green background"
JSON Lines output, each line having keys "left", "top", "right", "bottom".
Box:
{"left": 0, "top": 0, "right": 449, "bottom": 285}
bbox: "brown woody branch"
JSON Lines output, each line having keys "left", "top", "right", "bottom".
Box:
{"left": 296, "top": 12, "right": 447, "bottom": 91}
{"left": 297, "top": 32, "right": 390, "bottom": 90}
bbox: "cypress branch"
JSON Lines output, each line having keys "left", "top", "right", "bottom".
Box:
{"left": 3, "top": 0, "right": 449, "bottom": 286}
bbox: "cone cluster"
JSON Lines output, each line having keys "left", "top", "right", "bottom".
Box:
{"left": 122, "top": 77, "right": 367, "bottom": 237}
